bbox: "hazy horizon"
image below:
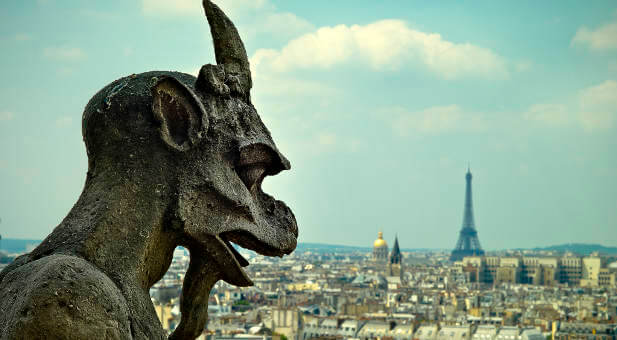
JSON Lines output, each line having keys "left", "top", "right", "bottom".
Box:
{"left": 1, "top": 0, "right": 616, "bottom": 250}
{"left": 1, "top": 236, "right": 616, "bottom": 253}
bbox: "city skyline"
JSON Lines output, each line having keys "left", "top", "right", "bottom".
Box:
{"left": 0, "top": 1, "right": 616, "bottom": 249}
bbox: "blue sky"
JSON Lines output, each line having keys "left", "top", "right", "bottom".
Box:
{"left": 0, "top": 0, "right": 616, "bottom": 250}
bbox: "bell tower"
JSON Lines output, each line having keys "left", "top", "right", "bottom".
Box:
{"left": 388, "top": 235, "right": 403, "bottom": 278}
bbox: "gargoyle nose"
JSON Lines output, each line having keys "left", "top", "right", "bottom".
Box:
{"left": 275, "top": 152, "right": 291, "bottom": 172}
{"left": 238, "top": 142, "right": 291, "bottom": 176}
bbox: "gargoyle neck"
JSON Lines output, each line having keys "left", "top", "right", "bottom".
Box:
{"left": 73, "top": 175, "right": 179, "bottom": 290}
{"left": 21, "top": 173, "right": 180, "bottom": 339}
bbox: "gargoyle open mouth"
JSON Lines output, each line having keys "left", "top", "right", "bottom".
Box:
{"left": 215, "top": 218, "right": 296, "bottom": 287}
{"left": 191, "top": 142, "right": 297, "bottom": 288}
{"left": 223, "top": 228, "right": 293, "bottom": 258}
{"left": 210, "top": 142, "right": 297, "bottom": 286}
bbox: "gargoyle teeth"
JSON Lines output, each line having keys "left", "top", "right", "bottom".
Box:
{"left": 221, "top": 230, "right": 289, "bottom": 258}
{"left": 221, "top": 237, "right": 249, "bottom": 267}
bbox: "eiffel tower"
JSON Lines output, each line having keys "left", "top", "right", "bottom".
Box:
{"left": 450, "top": 167, "right": 485, "bottom": 261}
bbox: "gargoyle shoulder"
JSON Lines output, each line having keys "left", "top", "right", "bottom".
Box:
{"left": 0, "top": 254, "right": 132, "bottom": 339}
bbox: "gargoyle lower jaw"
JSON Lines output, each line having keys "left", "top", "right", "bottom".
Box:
{"left": 210, "top": 234, "right": 254, "bottom": 287}
{"left": 214, "top": 196, "right": 297, "bottom": 286}
{"left": 212, "top": 227, "right": 296, "bottom": 287}
{"left": 222, "top": 185, "right": 298, "bottom": 257}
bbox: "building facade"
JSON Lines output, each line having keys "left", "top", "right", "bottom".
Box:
{"left": 461, "top": 254, "right": 616, "bottom": 287}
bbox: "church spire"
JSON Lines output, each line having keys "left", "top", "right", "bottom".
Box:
{"left": 390, "top": 235, "right": 401, "bottom": 264}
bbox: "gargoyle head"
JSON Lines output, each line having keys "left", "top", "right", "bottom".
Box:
{"left": 81, "top": 1, "right": 296, "bottom": 335}
{"left": 168, "top": 0, "right": 298, "bottom": 286}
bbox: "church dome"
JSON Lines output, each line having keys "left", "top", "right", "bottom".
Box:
{"left": 373, "top": 231, "right": 388, "bottom": 248}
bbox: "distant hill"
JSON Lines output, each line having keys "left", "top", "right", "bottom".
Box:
{"left": 295, "top": 242, "right": 442, "bottom": 254}
{"left": 529, "top": 243, "right": 617, "bottom": 255}
{"left": 2, "top": 238, "right": 615, "bottom": 256}
{"left": 296, "top": 242, "right": 371, "bottom": 253}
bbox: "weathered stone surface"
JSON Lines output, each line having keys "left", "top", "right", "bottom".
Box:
{"left": 0, "top": 1, "right": 297, "bottom": 339}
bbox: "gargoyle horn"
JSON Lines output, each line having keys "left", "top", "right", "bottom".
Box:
{"left": 203, "top": 0, "right": 252, "bottom": 97}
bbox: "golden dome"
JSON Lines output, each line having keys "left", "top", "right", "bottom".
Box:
{"left": 373, "top": 231, "right": 388, "bottom": 248}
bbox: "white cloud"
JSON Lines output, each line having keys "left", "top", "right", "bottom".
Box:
{"left": 252, "top": 70, "right": 334, "bottom": 98}
{"left": 251, "top": 20, "right": 508, "bottom": 79}
{"left": 79, "top": 9, "right": 119, "bottom": 21}
{"left": 55, "top": 67, "right": 77, "bottom": 76}
{"left": 141, "top": 0, "right": 312, "bottom": 39}
{"left": 578, "top": 80, "right": 617, "bottom": 130}
{"left": 141, "top": 0, "right": 200, "bottom": 16}
{"left": 384, "top": 104, "right": 493, "bottom": 136}
{"left": 389, "top": 105, "right": 465, "bottom": 136}
{"left": 142, "top": 0, "right": 271, "bottom": 17}
{"left": 55, "top": 116, "right": 73, "bottom": 128}
{"left": 0, "top": 111, "right": 14, "bottom": 121}
{"left": 524, "top": 80, "right": 617, "bottom": 131}
{"left": 123, "top": 47, "right": 134, "bottom": 57}
{"left": 256, "top": 12, "right": 313, "bottom": 39}
{"left": 523, "top": 103, "right": 569, "bottom": 126}
{"left": 15, "top": 167, "right": 41, "bottom": 185}
{"left": 317, "top": 133, "right": 336, "bottom": 146}
{"left": 43, "top": 47, "right": 86, "bottom": 62}
{"left": 290, "top": 132, "right": 361, "bottom": 156}
{"left": 217, "top": 0, "right": 268, "bottom": 14}
{"left": 14, "top": 33, "right": 32, "bottom": 41}
{"left": 572, "top": 21, "right": 617, "bottom": 50}
{"left": 515, "top": 60, "right": 532, "bottom": 72}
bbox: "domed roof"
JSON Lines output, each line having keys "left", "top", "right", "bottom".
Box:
{"left": 373, "top": 231, "right": 388, "bottom": 248}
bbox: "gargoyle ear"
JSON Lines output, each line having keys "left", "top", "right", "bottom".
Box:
{"left": 152, "top": 78, "right": 209, "bottom": 152}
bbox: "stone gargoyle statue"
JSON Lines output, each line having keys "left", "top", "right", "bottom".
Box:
{"left": 0, "top": 1, "right": 297, "bottom": 339}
